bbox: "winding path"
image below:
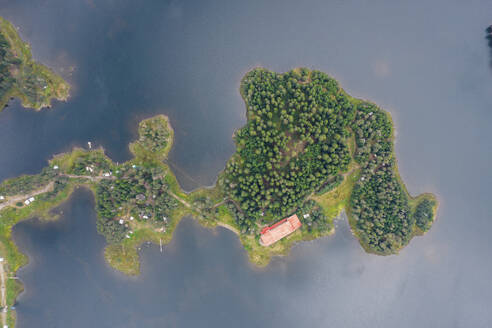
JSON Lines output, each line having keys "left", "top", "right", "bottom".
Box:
{"left": 60, "top": 174, "right": 113, "bottom": 182}
{"left": 167, "top": 191, "right": 240, "bottom": 235}
{"left": 167, "top": 191, "right": 192, "bottom": 209}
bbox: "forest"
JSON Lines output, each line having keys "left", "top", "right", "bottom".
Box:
{"left": 0, "top": 166, "right": 58, "bottom": 197}
{"left": 95, "top": 163, "right": 178, "bottom": 244}
{"left": 414, "top": 198, "right": 436, "bottom": 232}
{"left": 0, "top": 28, "right": 19, "bottom": 106}
{"left": 0, "top": 67, "right": 438, "bottom": 278}
{"left": 221, "top": 67, "right": 437, "bottom": 254}
{"left": 0, "top": 17, "right": 69, "bottom": 110}
{"left": 0, "top": 115, "right": 180, "bottom": 245}
{"left": 221, "top": 68, "right": 354, "bottom": 233}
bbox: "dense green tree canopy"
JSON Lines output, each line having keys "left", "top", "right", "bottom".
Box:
{"left": 0, "top": 17, "right": 69, "bottom": 110}
{"left": 222, "top": 68, "right": 354, "bottom": 228}
{"left": 222, "top": 68, "right": 437, "bottom": 254}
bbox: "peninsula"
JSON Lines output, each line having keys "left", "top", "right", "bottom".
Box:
{"left": 0, "top": 68, "right": 437, "bottom": 327}
{"left": 0, "top": 17, "right": 69, "bottom": 111}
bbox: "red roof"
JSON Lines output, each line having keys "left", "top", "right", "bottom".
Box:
{"left": 260, "top": 214, "right": 301, "bottom": 246}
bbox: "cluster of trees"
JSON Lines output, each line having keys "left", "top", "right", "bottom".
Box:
{"left": 192, "top": 196, "right": 216, "bottom": 220}
{"left": 0, "top": 31, "right": 19, "bottom": 107}
{"left": 94, "top": 115, "right": 176, "bottom": 243}
{"left": 35, "top": 176, "right": 70, "bottom": 201}
{"left": 95, "top": 164, "right": 177, "bottom": 243}
{"left": 17, "top": 63, "right": 48, "bottom": 105}
{"left": 68, "top": 151, "right": 113, "bottom": 176}
{"left": 96, "top": 219, "right": 127, "bottom": 244}
{"left": 349, "top": 103, "right": 414, "bottom": 254}
{"left": 220, "top": 68, "right": 436, "bottom": 251}
{"left": 297, "top": 200, "right": 331, "bottom": 233}
{"left": 222, "top": 68, "right": 355, "bottom": 229}
{"left": 414, "top": 198, "right": 436, "bottom": 232}
{"left": 0, "top": 17, "right": 67, "bottom": 110}
{"left": 0, "top": 166, "right": 59, "bottom": 196}
{"left": 4, "top": 175, "right": 69, "bottom": 209}
{"left": 136, "top": 116, "right": 170, "bottom": 154}
{"left": 350, "top": 164, "right": 413, "bottom": 254}
{"left": 224, "top": 200, "right": 257, "bottom": 234}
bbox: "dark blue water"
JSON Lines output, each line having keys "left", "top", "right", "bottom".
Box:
{"left": 2, "top": 0, "right": 492, "bottom": 327}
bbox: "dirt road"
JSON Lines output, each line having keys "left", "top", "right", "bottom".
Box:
{"left": 0, "top": 181, "right": 54, "bottom": 211}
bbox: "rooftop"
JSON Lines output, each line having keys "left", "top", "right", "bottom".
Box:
{"left": 259, "top": 214, "right": 301, "bottom": 246}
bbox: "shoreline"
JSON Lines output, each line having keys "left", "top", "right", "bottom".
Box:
{"left": 0, "top": 68, "right": 440, "bottom": 327}
{"left": 0, "top": 17, "right": 70, "bottom": 112}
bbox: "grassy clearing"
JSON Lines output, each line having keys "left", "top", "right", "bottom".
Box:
{"left": 238, "top": 224, "right": 334, "bottom": 267}
{"left": 312, "top": 168, "right": 360, "bottom": 220}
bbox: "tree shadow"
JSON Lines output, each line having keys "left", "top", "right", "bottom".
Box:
{"left": 486, "top": 26, "right": 492, "bottom": 70}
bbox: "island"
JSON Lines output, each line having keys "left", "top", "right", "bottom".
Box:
{"left": 0, "top": 17, "right": 69, "bottom": 111}
{"left": 0, "top": 68, "right": 438, "bottom": 327}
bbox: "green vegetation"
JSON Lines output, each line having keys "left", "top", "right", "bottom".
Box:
{"left": 0, "top": 17, "right": 69, "bottom": 111}
{"left": 129, "top": 115, "right": 174, "bottom": 162}
{"left": 413, "top": 197, "right": 437, "bottom": 233}
{"left": 316, "top": 174, "right": 344, "bottom": 195}
{"left": 220, "top": 67, "right": 438, "bottom": 257}
{"left": 61, "top": 149, "right": 114, "bottom": 176}
{"left": 0, "top": 115, "right": 188, "bottom": 327}
{"left": 222, "top": 68, "right": 353, "bottom": 227}
{"left": 0, "top": 167, "right": 56, "bottom": 196}
{"left": 0, "top": 69, "right": 439, "bottom": 326}
{"left": 95, "top": 164, "right": 179, "bottom": 244}
{"left": 297, "top": 200, "right": 331, "bottom": 234}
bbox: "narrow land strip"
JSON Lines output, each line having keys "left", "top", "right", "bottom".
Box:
{"left": 0, "top": 260, "right": 5, "bottom": 328}
{"left": 0, "top": 181, "right": 54, "bottom": 211}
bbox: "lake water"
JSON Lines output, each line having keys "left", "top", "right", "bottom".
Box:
{"left": 1, "top": 0, "right": 492, "bottom": 327}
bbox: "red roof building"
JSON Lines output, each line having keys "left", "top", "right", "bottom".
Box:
{"left": 259, "top": 214, "right": 302, "bottom": 246}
